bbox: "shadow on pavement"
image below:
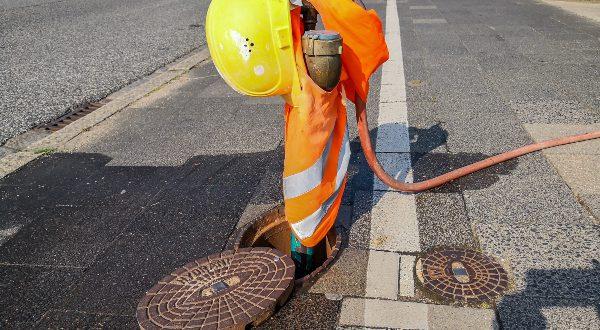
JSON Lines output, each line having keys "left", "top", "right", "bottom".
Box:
{"left": 497, "top": 259, "right": 600, "bottom": 329}
{"left": 0, "top": 148, "right": 282, "bottom": 327}
{"left": 0, "top": 123, "right": 521, "bottom": 326}
{"left": 342, "top": 123, "right": 520, "bottom": 231}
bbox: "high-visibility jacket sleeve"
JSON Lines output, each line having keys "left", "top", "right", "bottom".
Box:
{"left": 308, "top": 0, "right": 389, "bottom": 104}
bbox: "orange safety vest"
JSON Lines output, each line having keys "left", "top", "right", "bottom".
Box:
{"left": 284, "top": 1, "right": 388, "bottom": 247}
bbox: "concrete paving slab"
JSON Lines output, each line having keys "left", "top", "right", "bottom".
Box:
{"left": 71, "top": 90, "right": 282, "bottom": 167}
{"left": 428, "top": 304, "right": 497, "bottom": 330}
{"left": 339, "top": 297, "right": 497, "bottom": 329}
{"left": 544, "top": 154, "right": 600, "bottom": 195}
{"left": 124, "top": 153, "right": 273, "bottom": 238}
{"left": 410, "top": 10, "right": 445, "bottom": 20}
{"left": 475, "top": 221, "right": 600, "bottom": 298}
{"left": 3, "top": 130, "right": 51, "bottom": 151}
{"left": 0, "top": 154, "right": 174, "bottom": 266}
{"left": 257, "top": 293, "right": 341, "bottom": 329}
{"left": 498, "top": 295, "right": 600, "bottom": 329}
{"left": 347, "top": 190, "right": 373, "bottom": 250}
{"left": 406, "top": 108, "right": 448, "bottom": 154}
{"left": 365, "top": 250, "right": 400, "bottom": 299}
{"left": 438, "top": 111, "right": 533, "bottom": 154}
{"left": 427, "top": 64, "right": 494, "bottom": 102}
{"left": 543, "top": 0, "right": 600, "bottom": 24}
{"left": 415, "top": 192, "right": 478, "bottom": 250}
{"left": 510, "top": 100, "right": 598, "bottom": 124}
{"left": 412, "top": 22, "right": 456, "bottom": 36}
{"left": 579, "top": 194, "right": 600, "bottom": 224}
{"left": 463, "top": 175, "right": 588, "bottom": 226}
{"left": 486, "top": 67, "right": 573, "bottom": 103}
{"left": 375, "top": 113, "right": 411, "bottom": 153}
{"left": 476, "top": 53, "right": 534, "bottom": 73}
{"left": 524, "top": 123, "right": 600, "bottom": 155}
{"left": 310, "top": 248, "right": 368, "bottom": 297}
{"left": 411, "top": 152, "right": 557, "bottom": 194}
{"left": 339, "top": 298, "right": 428, "bottom": 328}
{"left": 344, "top": 147, "right": 375, "bottom": 200}
{"left": 421, "top": 37, "right": 470, "bottom": 57}
{"left": 399, "top": 254, "right": 416, "bottom": 297}
{"left": 487, "top": 24, "right": 540, "bottom": 38}
{"left": 370, "top": 191, "right": 420, "bottom": 252}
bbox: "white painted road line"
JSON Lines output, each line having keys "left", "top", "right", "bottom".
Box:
{"left": 339, "top": 0, "right": 423, "bottom": 326}
{"left": 372, "top": 153, "right": 413, "bottom": 191}
{"left": 370, "top": 0, "right": 421, "bottom": 253}
{"left": 370, "top": 191, "right": 420, "bottom": 252}
{"left": 375, "top": 103, "right": 410, "bottom": 153}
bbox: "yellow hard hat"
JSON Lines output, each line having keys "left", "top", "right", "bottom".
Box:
{"left": 205, "top": 0, "right": 295, "bottom": 97}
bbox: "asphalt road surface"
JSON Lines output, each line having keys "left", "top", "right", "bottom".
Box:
{"left": 0, "top": 0, "right": 208, "bottom": 145}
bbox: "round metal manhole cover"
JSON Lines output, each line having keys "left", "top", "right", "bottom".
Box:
{"left": 416, "top": 248, "right": 509, "bottom": 304}
{"left": 137, "top": 247, "right": 295, "bottom": 329}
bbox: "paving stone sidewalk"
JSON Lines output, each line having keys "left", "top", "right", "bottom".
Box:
{"left": 1, "top": 0, "right": 599, "bottom": 328}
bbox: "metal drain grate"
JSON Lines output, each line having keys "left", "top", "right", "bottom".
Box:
{"left": 137, "top": 247, "right": 295, "bottom": 329}
{"left": 416, "top": 247, "right": 509, "bottom": 304}
{"left": 36, "top": 101, "right": 109, "bottom": 132}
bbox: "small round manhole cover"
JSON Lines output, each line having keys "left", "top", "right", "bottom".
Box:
{"left": 416, "top": 248, "right": 508, "bottom": 303}
{"left": 137, "top": 247, "right": 295, "bottom": 329}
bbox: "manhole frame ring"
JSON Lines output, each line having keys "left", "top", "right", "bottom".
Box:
{"left": 415, "top": 246, "right": 510, "bottom": 305}
{"left": 231, "top": 204, "right": 343, "bottom": 288}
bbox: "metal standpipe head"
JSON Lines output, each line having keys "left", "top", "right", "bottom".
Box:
{"left": 301, "top": 30, "right": 343, "bottom": 91}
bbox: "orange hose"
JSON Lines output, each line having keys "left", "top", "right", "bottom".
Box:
{"left": 355, "top": 97, "right": 600, "bottom": 192}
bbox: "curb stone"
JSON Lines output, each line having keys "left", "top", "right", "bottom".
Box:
{"left": 0, "top": 48, "right": 210, "bottom": 179}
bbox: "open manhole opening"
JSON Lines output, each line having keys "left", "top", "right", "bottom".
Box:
{"left": 137, "top": 247, "right": 295, "bottom": 329}
{"left": 416, "top": 247, "right": 509, "bottom": 304}
{"left": 235, "top": 204, "right": 341, "bottom": 287}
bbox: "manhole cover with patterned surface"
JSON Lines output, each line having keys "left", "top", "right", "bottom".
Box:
{"left": 416, "top": 247, "right": 509, "bottom": 304}
{"left": 137, "top": 247, "right": 295, "bottom": 329}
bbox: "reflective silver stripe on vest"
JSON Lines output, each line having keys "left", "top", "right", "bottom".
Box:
{"left": 283, "top": 133, "right": 333, "bottom": 200}
{"left": 283, "top": 125, "right": 350, "bottom": 200}
{"left": 291, "top": 181, "right": 344, "bottom": 240}
{"left": 290, "top": 127, "right": 351, "bottom": 240}
{"left": 335, "top": 127, "right": 351, "bottom": 189}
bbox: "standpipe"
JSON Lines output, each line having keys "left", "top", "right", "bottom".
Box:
{"left": 289, "top": 22, "right": 346, "bottom": 276}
